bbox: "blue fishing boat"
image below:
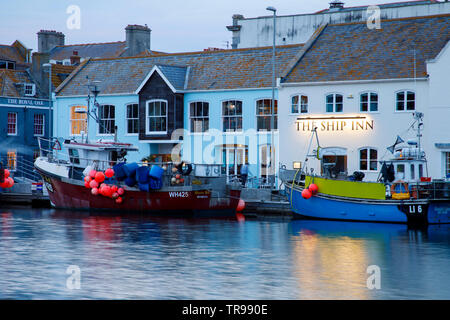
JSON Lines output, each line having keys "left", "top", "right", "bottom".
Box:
{"left": 283, "top": 113, "right": 450, "bottom": 225}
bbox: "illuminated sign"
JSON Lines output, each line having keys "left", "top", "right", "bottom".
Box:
{"left": 296, "top": 116, "right": 374, "bottom": 132}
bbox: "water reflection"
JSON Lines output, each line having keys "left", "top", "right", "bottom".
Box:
{"left": 0, "top": 209, "right": 450, "bottom": 299}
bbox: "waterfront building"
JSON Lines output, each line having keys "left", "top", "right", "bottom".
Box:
{"left": 278, "top": 14, "right": 450, "bottom": 181}
{"left": 53, "top": 44, "right": 303, "bottom": 182}
{"left": 0, "top": 41, "right": 50, "bottom": 172}
{"left": 227, "top": 0, "right": 450, "bottom": 49}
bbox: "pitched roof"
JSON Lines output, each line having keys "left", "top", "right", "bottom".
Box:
{"left": 283, "top": 14, "right": 450, "bottom": 83}
{"left": 50, "top": 42, "right": 127, "bottom": 61}
{"left": 0, "top": 69, "right": 43, "bottom": 98}
{"left": 156, "top": 65, "right": 188, "bottom": 91}
{"left": 56, "top": 44, "right": 304, "bottom": 96}
{"left": 50, "top": 64, "right": 77, "bottom": 89}
{"left": 0, "top": 45, "right": 25, "bottom": 62}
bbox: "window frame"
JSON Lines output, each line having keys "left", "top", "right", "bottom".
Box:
{"left": 395, "top": 90, "right": 415, "bottom": 112}
{"left": 290, "top": 94, "right": 308, "bottom": 114}
{"left": 325, "top": 93, "right": 344, "bottom": 113}
{"left": 360, "top": 91, "right": 378, "bottom": 112}
{"left": 359, "top": 147, "right": 378, "bottom": 172}
{"left": 125, "top": 103, "right": 139, "bottom": 135}
{"left": 145, "top": 99, "right": 168, "bottom": 135}
{"left": 69, "top": 105, "right": 87, "bottom": 136}
{"left": 98, "top": 104, "right": 116, "bottom": 135}
{"left": 24, "top": 83, "right": 36, "bottom": 96}
{"left": 7, "top": 150, "right": 17, "bottom": 171}
{"left": 7, "top": 112, "right": 17, "bottom": 136}
{"left": 33, "top": 113, "right": 45, "bottom": 137}
{"left": 189, "top": 101, "right": 210, "bottom": 133}
{"left": 256, "top": 98, "right": 278, "bottom": 132}
{"left": 222, "top": 100, "right": 243, "bottom": 133}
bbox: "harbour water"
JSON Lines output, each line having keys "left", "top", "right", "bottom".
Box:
{"left": 1, "top": 207, "right": 450, "bottom": 299}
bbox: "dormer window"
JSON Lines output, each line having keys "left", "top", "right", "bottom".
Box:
{"left": 0, "top": 60, "right": 15, "bottom": 70}
{"left": 24, "top": 83, "right": 35, "bottom": 96}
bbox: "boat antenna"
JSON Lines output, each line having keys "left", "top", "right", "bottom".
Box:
{"left": 303, "top": 127, "right": 321, "bottom": 172}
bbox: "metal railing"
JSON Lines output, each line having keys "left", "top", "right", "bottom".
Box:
{"left": 0, "top": 156, "right": 42, "bottom": 183}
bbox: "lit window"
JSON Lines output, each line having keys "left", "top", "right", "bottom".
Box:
{"left": 396, "top": 91, "right": 415, "bottom": 111}
{"left": 33, "top": 114, "right": 44, "bottom": 136}
{"left": 222, "top": 100, "right": 243, "bottom": 132}
{"left": 291, "top": 95, "right": 308, "bottom": 114}
{"left": 7, "top": 151, "right": 16, "bottom": 171}
{"left": 326, "top": 94, "right": 343, "bottom": 112}
{"left": 256, "top": 99, "right": 277, "bottom": 131}
{"left": 146, "top": 100, "right": 167, "bottom": 134}
{"left": 126, "top": 104, "right": 139, "bottom": 134}
{"left": 70, "top": 106, "right": 87, "bottom": 135}
{"left": 360, "top": 148, "right": 378, "bottom": 171}
{"left": 7, "top": 112, "right": 17, "bottom": 135}
{"left": 190, "top": 102, "right": 209, "bottom": 133}
{"left": 99, "top": 105, "right": 115, "bottom": 134}
{"left": 360, "top": 92, "right": 378, "bottom": 112}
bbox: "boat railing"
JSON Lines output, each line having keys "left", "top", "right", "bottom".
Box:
{"left": 407, "top": 181, "right": 450, "bottom": 200}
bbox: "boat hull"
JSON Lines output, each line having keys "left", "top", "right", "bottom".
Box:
{"left": 37, "top": 168, "right": 241, "bottom": 217}
{"left": 286, "top": 183, "right": 450, "bottom": 225}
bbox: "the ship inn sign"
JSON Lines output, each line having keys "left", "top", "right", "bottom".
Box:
{"left": 296, "top": 116, "right": 374, "bottom": 132}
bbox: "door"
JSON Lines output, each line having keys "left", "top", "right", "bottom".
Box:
{"left": 222, "top": 147, "right": 245, "bottom": 181}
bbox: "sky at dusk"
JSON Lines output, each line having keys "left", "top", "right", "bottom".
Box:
{"left": 0, "top": 0, "right": 431, "bottom": 53}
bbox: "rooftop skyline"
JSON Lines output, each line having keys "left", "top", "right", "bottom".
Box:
{"left": 0, "top": 0, "right": 431, "bottom": 53}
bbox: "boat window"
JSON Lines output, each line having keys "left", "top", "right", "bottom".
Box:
{"left": 68, "top": 148, "right": 80, "bottom": 165}
{"left": 410, "top": 164, "right": 415, "bottom": 180}
{"left": 419, "top": 164, "right": 424, "bottom": 178}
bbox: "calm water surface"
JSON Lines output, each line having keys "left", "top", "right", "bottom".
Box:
{"left": 1, "top": 208, "right": 450, "bottom": 299}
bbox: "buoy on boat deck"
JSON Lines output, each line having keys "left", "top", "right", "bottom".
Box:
{"left": 84, "top": 181, "right": 90, "bottom": 188}
{"left": 236, "top": 199, "right": 246, "bottom": 212}
{"left": 308, "top": 184, "right": 318, "bottom": 195}
{"left": 91, "top": 187, "right": 99, "bottom": 196}
{"left": 89, "top": 180, "right": 99, "bottom": 189}
{"left": 117, "top": 188, "right": 125, "bottom": 196}
{"left": 95, "top": 171, "right": 105, "bottom": 183}
{"left": 4, "top": 169, "right": 10, "bottom": 179}
{"left": 116, "top": 197, "right": 123, "bottom": 204}
{"left": 302, "top": 189, "right": 312, "bottom": 199}
{"left": 89, "top": 170, "right": 97, "bottom": 178}
{"left": 105, "top": 168, "right": 114, "bottom": 178}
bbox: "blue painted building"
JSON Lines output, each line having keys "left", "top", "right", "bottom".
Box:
{"left": 53, "top": 44, "right": 303, "bottom": 183}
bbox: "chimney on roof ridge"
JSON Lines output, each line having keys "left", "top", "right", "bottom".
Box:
{"left": 37, "top": 30, "right": 65, "bottom": 53}
{"left": 70, "top": 50, "right": 80, "bottom": 66}
{"left": 329, "top": 0, "right": 345, "bottom": 11}
{"left": 124, "top": 24, "right": 151, "bottom": 57}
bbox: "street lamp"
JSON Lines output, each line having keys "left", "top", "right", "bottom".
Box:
{"left": 42, "top": 63, "right": 52, "bottom": 142}
{"left": 266, "top": 6, "right": 276, "bottom": 189}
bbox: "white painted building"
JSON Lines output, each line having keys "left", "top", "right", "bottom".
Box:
{"left": 227, "top": 0, "right": 450, "bottom": 49}
{"left": 277, "top": 14, "right": 450, "bottom": 181}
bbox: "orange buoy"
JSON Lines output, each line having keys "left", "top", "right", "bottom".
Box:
{"left": 302, "top": 188, "right": 312, "bottom": 199}
{"left": 236, "top": 199, "right": 246, "bottom": 212}
{"left": 308, "top": 183, "right": 318, "bottom": 195}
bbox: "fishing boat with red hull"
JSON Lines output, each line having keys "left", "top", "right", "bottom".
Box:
{"left": 34, "top": 138, "right": 244, "bottom": 217}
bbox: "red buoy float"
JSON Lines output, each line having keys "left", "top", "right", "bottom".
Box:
{"left": 4, "top": 169, "right": 10, "bottom": 179}
{"left": 302, "top": 188, "right": 312, "bottom": 199}
{"left": 91, "top": 187, "right": 99, "bottom": 195}
{"left": 116, "top": 197, "right": 123, "bottom": 204}
{"left": 117, "top": 187, "right": 125, "bottom": 196}
{"left": 89, "top": 170, "right": 97, "bottom": 178}
{"left": 105, "top": 168, "right": 114, "bottom": 178}
{"left": 89, "top": 180, "right": 99, "bottom": 189}
{"left": 236, "top": 199, "right": 246, "bottom": 212}
{"left": 95, "top": 171, "right": 105, "bottom": 183}
{"left": 308, "top": 183, "right": 319, "bottom": 195}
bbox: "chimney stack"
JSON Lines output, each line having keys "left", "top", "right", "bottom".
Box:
{"left": 124, "top": 24, "right": 151, "bottom": 57}
{"left": 70, "top": 50, "right": 81, "bottom": 65}
{"left": 329, "top": 0, "right": 345, "bottom": 11}
{"left": 37, "top": 30, "right": 65, "bottom": 53}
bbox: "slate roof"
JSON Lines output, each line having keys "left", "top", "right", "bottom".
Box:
{"left": 0, "top": 69, "right": 43, "bottom": 98}
{"left": 156, "top": 65, "right": 188, "bottom": 91}
{"left": 55, "top": 44, "right": 304, "bottom": 96}
{"left": 315, "top": 0, "right": 438, "bottom": 14}
{"left": 50, "top": 64, "right": 77, "bottom": 89}
{"left": 0, "top": 44, "right": 25, "bottom": 62}
{"left": 50, "top": 42, "right": 128, "bottom": 61}
{"left": 283, "top": 14, "right": 450, "bottom": 83}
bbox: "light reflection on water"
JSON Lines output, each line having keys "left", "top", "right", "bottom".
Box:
{"left": 0, "top": 208, "right": 450, "bottom": 299}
